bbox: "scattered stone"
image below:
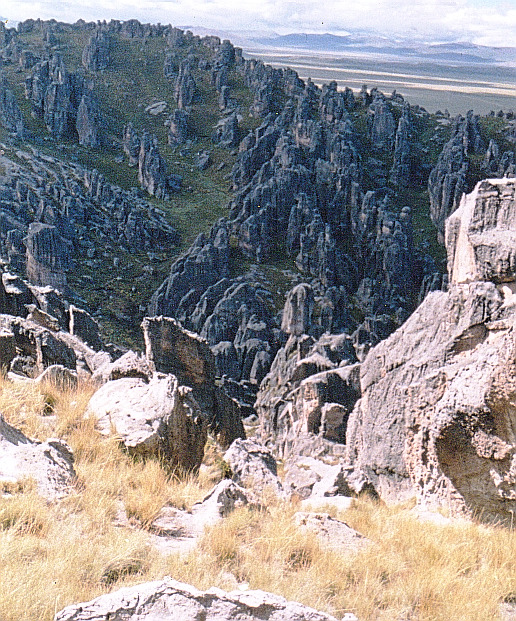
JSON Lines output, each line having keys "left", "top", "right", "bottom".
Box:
{"left": 223, "top": 438, "right": 285, "bottom": 499}
{"left": 294, "top": 512, "right": 370, "bottom": 552}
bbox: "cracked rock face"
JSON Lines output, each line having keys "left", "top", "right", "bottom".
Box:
{"left": 346, "top": 178, "right": 516, "bottom": 523}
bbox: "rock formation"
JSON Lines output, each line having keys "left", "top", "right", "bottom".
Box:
{"left": 138, "top": 130, "right": 181, "bottom": 197}
{"left": 166, "top": 108, "right": 189, "bottom": 145}
{"left": 82, "top": 29, "right": 110, "bottom": 71}
{"left": 346, "top": 178, "right": 516, "bottom": 523}
{"left": 25, "top": 222, "right": 72, "bottom": 291}
{"left": 0, "top": 72, "right": 24, "bottom": 135}
{"left": 142, "top": 315, "right": 245, "bottom": 447}
{"left": 25, "top": 53, "right": 85, "bottom": 139}
{"left": 428, "top": 111, "right": 485, "bottom": 242}
{"left": 75, "top": 91, "right": 101, "bottom": 147}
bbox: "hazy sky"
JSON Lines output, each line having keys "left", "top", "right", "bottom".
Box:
{"left": 2, "top": 0, "right": 516, "bottom": 47}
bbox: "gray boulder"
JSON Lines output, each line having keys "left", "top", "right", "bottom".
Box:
{"left": 86, "top": 373, "right": 208, "bottom": 472}
{"left": 54, "top": 578, "right": 344, "bottom": 621}
{"left": 294, "top": 512, "right": 370, "bottom": 552}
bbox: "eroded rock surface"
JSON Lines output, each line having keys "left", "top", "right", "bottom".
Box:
{"left": 346, "top": 178, "right": 516, "bottom": 522}
{"left": 55, "top": 578, "right": 344, "bottom": 621}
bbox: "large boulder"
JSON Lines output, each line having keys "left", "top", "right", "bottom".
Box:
{"left": 55, "top": 578, "right": 344, "bottom": 621}
{"left": 346, "top": 178, "right": 516, "bottom": 523}
{"left": 0, "top": 414, "right": 75, "bottom": 499}
{"left": 86, "top": 373, "right": 208, "bottom": 472}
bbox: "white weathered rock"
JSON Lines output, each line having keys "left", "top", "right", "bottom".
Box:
{"left": 54, "top": 578, "right": 344, "bottom": 621}
{"left": 86, "top": 372, "right": 207, "bottom": 472}
{"left": 447, "top": 178, "right": 516, "bottom": 285}
{"left": 224, "top": 438, "right": 285, "bottom": 499}
{"left": 34, "top": 364, "right": 78, "bottom": 390}
{"left": 294, "top": 512, "right": 370, "bottom": 552}
{"left": 92, "top": 350, "right": 152, "bottom": 385}
{"left": 191, "top": 478, "right": 250, "bottom": 520}
{"left": 284, "top": 456, "right": 350, "bottom": 499}
{"left": 0, "top": 414, "right": 75, "bottom": 499}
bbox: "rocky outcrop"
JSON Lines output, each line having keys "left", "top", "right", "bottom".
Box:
{"left": 483, "top": 139, "right": 516, "bottom": 179}
{"left": 138, "top": 130, "right": 181, "bottom": 198}
{"left": 389, "top": 104, "right": 411, "bottom": 186}
{"left": 368, "top": 92, "right": 395, "bottom": 149}
{"left": 0, "top": 414, "right": 75, "bottom": 499}
{"left": 213, "top": 112, "right": 239, "bottom": 147}
{"left": 25, "top": 53, "right": 84, "bottom": 139}
{"left": 25, "top": 222, "right": 72, "bottom": 291}
{"left": 75, "top": 91, "right": 101, "bottom": 147}
{"left": 0, "top": 73, "right": 24, "bottom": 135}
{"left": 428, "top": 111, "right": 485, "bottom": 242}
{"left": 174, "top": 57, "right": 197, "bottom": 109}
{"left": 281, "top": 283, "right": 314, "bottom": 336}
{"left": 142, "top": 315, "right": 245, "bottom": 447}
{"left": 346, "top": 178, "right": 516, "bottom": 523}
{"left": 55, "top": 578, "right": 344, "bottom": 621}
{"left": 81, "top": 29, "right": 110, "bottom": 71}
{"left": 446, "top": 179, "right": 516, "bottom": 284}
{"left": 166, "top": 108, "right": 189, "bottom": 145}
{"left": 122, "top": 122, "right": 140, "bottom": 166}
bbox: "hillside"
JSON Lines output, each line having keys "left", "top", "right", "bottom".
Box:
{"left": 0, "top": 17, "right": 513, "bottom": 357}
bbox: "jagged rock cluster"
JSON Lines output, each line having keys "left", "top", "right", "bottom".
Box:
{"left": 25, "top": 52, "right": 89, "bottom": 140}
{"left": 427, "top": 112, "right": 484, "bottom": 242}
{"left": 0, "top": 268, "right": 108, "bottom": 380}
{"left": 122, "top": 125, "right": 182, "bottom": 197}
{"left": 0, "top": 146, "right": 179, "bottom": 290}
{"left": 260, "top": 179, "right": 516, "bottom": 524}
{"left": 0, "top": 73, "right": 24, "bottom": 135}
{"left": 151, "top": 60, "right": 444, "bottom": 403}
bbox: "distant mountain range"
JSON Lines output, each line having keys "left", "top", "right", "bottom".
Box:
{"left": 248, "top": 32, "right": 516, "bottom": 66}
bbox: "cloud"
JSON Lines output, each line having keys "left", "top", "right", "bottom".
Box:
{"left": 1, "top": 0, "right": 515, "bottom": 46}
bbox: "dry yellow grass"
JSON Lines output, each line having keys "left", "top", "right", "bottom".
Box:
{"left": 1, "top": 375, "right": 516, "bottom": 620}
